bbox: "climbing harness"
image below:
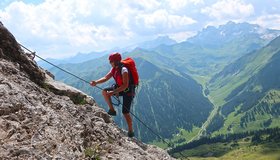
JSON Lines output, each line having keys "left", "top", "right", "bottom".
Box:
{"left": 111, "top": 93, "right": 121, "bottom": 106}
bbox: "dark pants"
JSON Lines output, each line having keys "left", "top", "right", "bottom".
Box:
{"left": 104, "top": 85, "right": 135, "bottom": 114}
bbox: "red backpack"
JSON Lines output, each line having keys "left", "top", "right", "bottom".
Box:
{"left": 121, "top": 57, "right": 139, "bottom": 86}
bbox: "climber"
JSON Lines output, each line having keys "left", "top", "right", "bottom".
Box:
{"left": 90, "top": 52, "right": 136, "bottom": 138}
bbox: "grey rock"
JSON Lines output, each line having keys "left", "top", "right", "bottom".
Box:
{"left": 44, "top": 74, "right": 96, "bottom": 105}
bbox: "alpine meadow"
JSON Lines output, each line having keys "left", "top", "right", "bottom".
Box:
{"left": 45, "top": 21, "right": 280, "bottom": 159}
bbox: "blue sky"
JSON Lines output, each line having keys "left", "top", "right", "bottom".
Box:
{"left": 1, "top": 0, "right": 280, "bottom": 59}
{"left": 0, "top": 0, "right": 44, "bottom": 9}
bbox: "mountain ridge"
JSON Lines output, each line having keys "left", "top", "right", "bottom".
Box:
{"left": 38, "top": 36, "right": 177, "bottom": 70}
{"left": 188, "top": 21, "right": 280, "bottom": 48}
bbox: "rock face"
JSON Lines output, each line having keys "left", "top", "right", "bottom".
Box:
{"left": 0, "top": 22, "right": 174, "bottom": 159}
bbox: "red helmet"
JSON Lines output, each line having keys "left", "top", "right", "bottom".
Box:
{"left": 109, "top": 52, "right": 122, "bottom": 62}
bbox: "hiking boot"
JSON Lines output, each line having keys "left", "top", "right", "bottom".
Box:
{"left": 128, "top": 131, "right": 134, "bottom": 137}
{"left": 107, "top": 109, "right": 116, "bottom": 116}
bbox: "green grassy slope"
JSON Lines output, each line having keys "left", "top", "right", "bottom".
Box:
{"left": 181, "top": 141, "right": 280, "bottom": 160}
{"left": 205, "top": 36, "right": 280, "bottom": 136}
{"left": 170, "top": 128, "right": 280, "bottom": 160}
{"left": 208, "top": 45, "right": 280, "bottom": 106}
{"left": 164, "top": 35, "right": 280, "bottom": 160}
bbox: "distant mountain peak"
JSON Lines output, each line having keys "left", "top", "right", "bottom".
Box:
{"left": 154, "top": 35, "right": 175, "bottom": 42}
{"left": 137, "top": 36, "right": 177, "bottom": 50}
{"left": 187, "top": 21, "right": 280, "bottom": 48}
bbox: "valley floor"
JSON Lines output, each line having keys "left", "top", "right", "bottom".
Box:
{"left": 178, "top": 141, "right": 280, "bottom": 160}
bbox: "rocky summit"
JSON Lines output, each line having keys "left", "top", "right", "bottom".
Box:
{"left": 0, "top": 22, "right": 174, "bottom": 160}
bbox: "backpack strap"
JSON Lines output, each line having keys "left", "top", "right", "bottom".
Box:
{"left": 118, "top": 63, "right": 134, "bottom": 87}
{"left": 116, "top": 63, "right": 135, "bottom": 96}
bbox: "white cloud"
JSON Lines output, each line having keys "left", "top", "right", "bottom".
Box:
{"left": 135, "top": 9, "right": 196, "bottom": 33}
{"left": 0, "top": 0, "right": 127, "bottom": 58}
{"left": 2, "top": 0, "right": 278, "bottom": 59}
{"left": 252, "top": 14, "right": 280, "bottom": 30}
{"left": 0, "top": 0, "right": 199, "bottom": 58}
{"left": 129, "top": 0, "right": 160, "bottom": 11}
{"left": 168, "top": 31, "right": 197, "bottom": 42}
{"left": 167, "top": 0, "right": 204, "bottom": 11}
{"left": 201, "top": 0, "right": 254, "bottom": 20}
